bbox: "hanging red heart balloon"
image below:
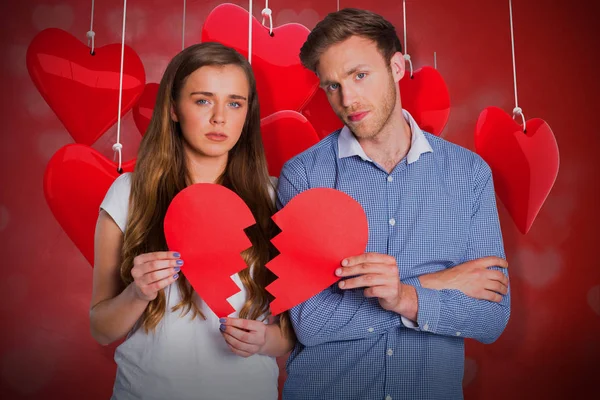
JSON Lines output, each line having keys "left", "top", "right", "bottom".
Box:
{"left": 300, "top": 89, "right": 343, "bottom": 139}
{"left": 132, "top": 83, "right": 159, "bottom": 136}
{"left": 27, "top": 28, "right": 146, "bottom": 145}
{"left": 475, "top": 106, "right": 559, "bottom": 234}
{"left": 261, "top": 111, "right": 320, "bottom": 177}
{"left": 267, "top": 188, "right": 369, "bottom": 315}
{"left": 400, "top": 66, "right": 450, "bottom": 136}
{"left": 201, "top": 3, "right": 319, "bottom": 118}
{"left": 44, "top": 144, "right": 136, "bottom": 265}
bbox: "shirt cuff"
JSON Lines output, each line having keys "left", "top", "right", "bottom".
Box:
{"left": 400, "top": 316, "right": 419, "bottom": 330}
{"left": 414, "top": 286, "right": 441, "bottom": 333}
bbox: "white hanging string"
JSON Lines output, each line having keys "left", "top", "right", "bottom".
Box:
{"left": 337, "top": 0, "right": 339, "bottom": 11}
{"left": 113, "top": 0, "right": 128, "bottom": 172}
{"left": 434, "top": 51, "right": 437, "bottom": 69}
{"left": 86, "top": 0, "right": 96, "bottom": 54}
{"left": 402, "top": 0, "right": 414, "bottom": 78}
{"left": 261, "top": 0, "right": 273, "bottom": 36}
{"left": 248, "top": 0, "right": 253, "bottom": 64}
{"left": 509, "top": 0, "right": 526, "bottom": 131}
{"left": 182, "top": 0, "right": 186, "bottom": 50}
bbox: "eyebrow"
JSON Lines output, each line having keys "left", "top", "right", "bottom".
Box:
{"left": 190, "top": 91, "right": 247, "bottom": 101}
{"left": 319, "top": 64, "right": 371, "bottom": 88}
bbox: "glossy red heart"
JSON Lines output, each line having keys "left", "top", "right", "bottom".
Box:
{"left": 475, "top": 106, "right": 559, "bottom": 234}
{"left": 201, "top": 3, "right": 319, "bottom": 118}
{"left": 300, "top": 89, "right": 343, "bottom": 139}
{"left": 164, "top": 184, "right": 257, "bottom": 318}
{"left": 27, "top": 28, "right": 146, "bottom": 145}
{"left": 44, "top": 144, "right": 136, "bottom": 265}
{"left": 267, "top": 188, "right": 369, "bottom": 315}
{"left": 261, "top": 111, "right": 320, "bottom": 176}
{"left": 400, "top": 66, "right": 450, "bottom": 136}
{"left": 132, "top": 83, "right": 159, "bottom": 136}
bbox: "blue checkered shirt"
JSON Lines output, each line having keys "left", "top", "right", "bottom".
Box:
{"left": 276, "top": 111, "right": 510, "bottom": 400}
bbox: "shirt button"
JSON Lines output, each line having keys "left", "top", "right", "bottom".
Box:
{"left": 387, "top": 175, "right": 393, "bottom": 182}
{"left": 423, "top": 323, "right": 429, "bottom": 331}
{"left": 456, "top": 332, "right": 461, "bottom": 336}
{"left": 367, "top": 327, "right": 374, "bottom": 333}
{"left": 387, "top": 348, "right": 393, "bottom": 356}
{"left": 386, "top": 396, "right": 392, "bottom": 400}
{"left": 389, "top": 218, "right": 396, "bottom": 226}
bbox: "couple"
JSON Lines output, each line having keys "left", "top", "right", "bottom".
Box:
{"left": 91, "top": 8, "right": 510, "bottom": 400}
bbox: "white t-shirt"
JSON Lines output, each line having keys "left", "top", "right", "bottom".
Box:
{"left": 100, "top": 173, "right": 279, "bottom": 400}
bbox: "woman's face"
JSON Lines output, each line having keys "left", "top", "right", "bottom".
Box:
{"left": 171, "top": 64, "right": 250, "bottom": 160}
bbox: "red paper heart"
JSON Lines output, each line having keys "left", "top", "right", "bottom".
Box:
{"left": 27, "top": 28, "right": 146, "bottom": 145}
{"left": 267, "top": 188, "right": 369, "bottom": 315}
{"left": 44, "top": 144, "right": 136, "bottom": 265}
{"left": 400, "top": 66, "right": 450, "bottom": 136}
{"left": 201, "top": 3, "right": 319, "bottom": 118}
{"left": 164, "top": 184, "right": 257, "bottom": 318}
{"left": 132, "top": 83, "right": 159, "bottom": 136}
{"left": 261, "top": 111, "right": 320, "bottom": 176}
{"left": 300, "top": 89, "right": 343, "bottom": 139}
{"left": 475, "top": 106, "right": 559, "bottom": 234}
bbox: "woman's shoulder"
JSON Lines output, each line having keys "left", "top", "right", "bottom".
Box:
{"left": 99, "top": 172, "right": 133, "bottom": 232}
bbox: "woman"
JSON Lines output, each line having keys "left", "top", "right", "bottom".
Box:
{"left": 90, "top": 42, "right": 294, "bottom": 400}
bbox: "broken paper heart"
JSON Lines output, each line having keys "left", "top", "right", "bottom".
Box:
{"left": 163, "top": 185, "right": 368, "bottom": 317}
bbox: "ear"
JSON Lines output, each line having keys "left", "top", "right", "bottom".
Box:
{"left": 389, "top": 52, "right": 405, "bottom": 83}
{"left": 170, "top": 105, "right": 179, "bottom": 122}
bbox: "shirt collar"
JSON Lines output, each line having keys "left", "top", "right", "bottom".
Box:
{"left": 338, "top": 109, "right": 433, "bottom": 164}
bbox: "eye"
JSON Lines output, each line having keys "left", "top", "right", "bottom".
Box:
{"left": 196, "top": 99, "right": 209, "bottom": 105}
{"left": 228, "top": 102, "right": 242, "bottom": 108}
{"left": 356, "top": 72, "right": 366, "bottom": 80}
{"left": 327, "top": 83, "right": 340, "bottom": 91}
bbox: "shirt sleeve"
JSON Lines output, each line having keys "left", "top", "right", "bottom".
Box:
{"left": 99, "top": 173, "right": 132, "bottom": 233}
{"left": 277, "top": 158, "right": 405, "bottom": 347}
{"left": 410, "top": 158, "right": 511, "bottom": 344}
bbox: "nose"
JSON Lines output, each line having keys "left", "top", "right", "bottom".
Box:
{"left": 341, "top": 85, "right": 359, "bottom": 109}
{"left": 211, "top": 103, "right": 225, "bottom": 125}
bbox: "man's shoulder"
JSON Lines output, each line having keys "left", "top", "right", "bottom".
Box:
{"left": 424, "top": 132, "right": 490, "bottom": 173}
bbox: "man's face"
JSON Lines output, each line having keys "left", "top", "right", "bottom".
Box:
{"left": 316, "top": 36, "right": 404, "bottom": 139}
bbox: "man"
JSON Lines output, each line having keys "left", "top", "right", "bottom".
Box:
{"left": 277, "top": 8, "right": 510, "bottom": 400}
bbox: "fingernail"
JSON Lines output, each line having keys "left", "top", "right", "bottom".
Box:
{"left": 341, "top": 259, "right": 348, "bottom": 266}
{"left": 219, "top": 324, "right": 225, "bottom": 331}
{"left": 335, "top": 268, "right": 342, "bottom": 276}
{"left": 219, "top": 318, "right": 226, "bottom": 323}
{"left": 339, "top": 281, "right": 345, "bottom": 288}
{"left": 176, "top": 259, "right": 184, "bottom": 266}
{"left": 174, "top": 267, "right": 181, "bottom": 273}
{"left": 173, "top": 252, "right": 181, "bottom": 258}
{"left": 173, "top": 274, "right": 179, "bottom": 279}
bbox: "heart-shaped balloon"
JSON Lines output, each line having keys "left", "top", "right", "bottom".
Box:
{"left": 164, "top": 184, "right": 257, "bottom": 318}
{"left": 261, "top": 111, "right": 320, "bottom": 177}
{"left": 27, "top": 28, "right": 146, "bottom": 145}
{"left": 267, "top": 188, "right": 369, "bottom": 315}
{"left": 132, "top": 83, "right": 159, "bottom": 136}
{"left": 44, "top": 144, "right": 136, "bottom": 265}
{"left": 201, "top": 3, "right": 319, "bottom": 118}
{"left": 300, "top": 88, "right": 343, "bottom": 139}
{"left": 400, "top": 66, "right": 450, "bottom": 136}
{"left": 475, "top": 106, "right": 559, "bottom": 234}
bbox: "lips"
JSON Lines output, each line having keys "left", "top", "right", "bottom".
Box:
{"left": 348, "top": 111, "right": 369, "bottom": 122}
{"left": 205, "top": 132, "right": 228, "bottom": 142}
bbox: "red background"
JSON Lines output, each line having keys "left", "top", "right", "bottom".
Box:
{"left": 1, "top": 0, "right": 599, "bottom": 399}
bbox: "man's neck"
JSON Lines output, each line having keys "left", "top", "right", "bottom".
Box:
{"left": 358, "top": 110, "right": 412, "bottom": 173}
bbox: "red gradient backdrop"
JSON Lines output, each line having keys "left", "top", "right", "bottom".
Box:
{"left": 0, "top": 1, "right": 598, "bottom": 399}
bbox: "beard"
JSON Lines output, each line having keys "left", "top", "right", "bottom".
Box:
{"left": 342, "top": 73, "right": 398, "bottom": 140}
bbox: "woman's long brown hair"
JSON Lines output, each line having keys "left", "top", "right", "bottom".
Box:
{"left": 120, "top": 42, "right": 293, "bottom": 340}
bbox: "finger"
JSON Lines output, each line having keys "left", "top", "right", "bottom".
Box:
{"left": 133, "top": 251, "right": 181, "bottom": 266}
{"left": 222, "top": 331, "right": 259, "bottom": 353}
{"left": 478, "top": 290, "right": 503, "bottom": 303}
{"left": 220, "top": 324, "right": 256, "bottom": 344}
{"left": 342, "top": 253, "right": 396, "bottom": 267}
{"left": 487, "top": 270, "right": 510, "bottom": 289}
{"left": 139, "top": 273, "right": 179, "bottom": 297}
{"left": 133, "top": 259, "right": 183, "bottom": 279}
{"left": 339, "top": 274, "right": 395, "bottom": 290}
{"left": 485, "top": 280, "right": 508, "bottom": 295}
{"left": 335, "top": 263, "right": 393, "bottom": 278}
{"left": 222, "top": 317, "right": 261, "bottom": 332}
{"left": 225, "top": 342, "right": 253, "bottom": 358}
{"left": 476, "top": 256, "right": 508, "bottom": 269}
{"left": 363, "top": 286, "right": 395, "bottom": 299}
{"left": 138, "top": 266, "right": 181, "bottom": 286}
